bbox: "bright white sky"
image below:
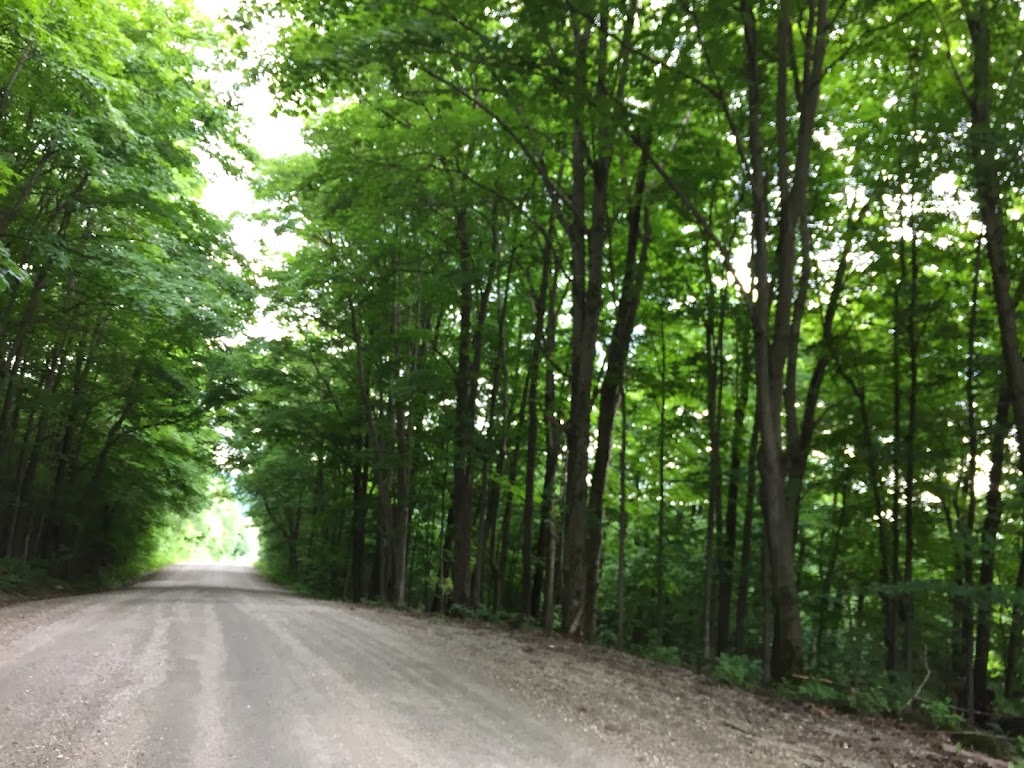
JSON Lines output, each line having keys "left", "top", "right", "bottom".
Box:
{"left": 193, "top": 0, "right": 305, "bottom": 163}
{"left": 193, "top": 0, "right": 306, "bottom": 341}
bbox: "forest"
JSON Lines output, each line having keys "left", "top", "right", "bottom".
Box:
{"left": 0, "top": 0, "right": 256, "bottom": 586}
{"left": 2, "top": 0, "right": 1024, "bottom": 735}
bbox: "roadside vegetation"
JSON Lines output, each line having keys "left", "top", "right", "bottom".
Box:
{"left": 0, "top": 1, "right": 252, "bottom": 592}
{"left": 0, "top": 478, "right": 255, "bottom": 597}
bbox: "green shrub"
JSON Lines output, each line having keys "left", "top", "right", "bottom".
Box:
{"left": 918, "top": 697, "right": 964, "bottom": 731}
{"left": 713, "top": 653, "right": 762, "bottom": 688}
{"left": 0, "top": 558, "right": 46, "bottom": 591}
{"left": 641, "top": 644, "right": 682, "bottom": 666}
{"left": 848, "top": 684, "right": 898, "bottom": 714}
{"left": 788, "top": 677, "right": 842, "bottom": 704}
{"left": 495, "top": 610, "right": 528, "bottom": 628}
{"left": 447, "top": 602, "right": 479, "bottom": 620}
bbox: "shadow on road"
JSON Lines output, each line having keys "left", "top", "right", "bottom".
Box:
{"left": 128, "top": 564, "right": 301, "bottom": 603}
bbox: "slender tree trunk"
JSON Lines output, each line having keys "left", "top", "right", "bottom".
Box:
{"left": 616, "top": 387, "right": 628, "bottom": 649}
{"left": 721, "top": 317, "right": 752, "bottom": 654}
{"left": 473, "top": 435, "right": 498, "bottom": 608}
{"left": 582, "top": 170, "right": 649, "bottom": 641}
{"left": 963, "top": 2, "right": 1024, "bottom": 708}
{"left": 741, "top": 0, "right": 830, "bottom": 680}
{"left": 393, "top": 409, "right": 411, "bottom": 607}
{"left": 5, "top": 413, "right": 37, "bottom": 558}
{"left": 541, "top": 411, "right": 562, "bottom": 635}
{"left": 902, "top": 233, "right": 920, "bottom": 672}
{"left": 1006, "top": 539, "right": 1024, "bottom": 699}
{"left": 704, "top": 283, "right": 725, "bottom": 661}
{"left": 453, "top": 211, "right": 495, "bottom": 608}
{"left": 813, "top": 486, "right": 849, "bottom": 668}
{"left": 890, "top": 240, "right": 906, "bottom": 672}
{"left": 493, "top": 436, "right": 519, "bottom": 613}
{"left": 350, "top": 453, "right": 368, "bottom": 602}
{"left": 956, "top": 252, "right": 983, "bottom": 716}
{"left": 19, "top": 341, "right": 65, "bottom": 560}
{"left": 967, "top": 1, "right": 1024, "bottom": 511}
{"left": 656, "top": 314, "right": 668, "bottom": 644}
{"left": 734, "top": 424, "right": 759, "bottom": 652}
{"left": 974, "top": 393, "right": 1011, "bottom": 715}
{"left": 452, "top": 210, "right": 477, "bottom": 607}
{"left": 521, "top": 230, "right": 555, "bottom": 616}
{"left": 561, "top": 9, "right": 614, "bottom": 635}
{"left": 535, "top": 282, "right": 563, "bottom": 624}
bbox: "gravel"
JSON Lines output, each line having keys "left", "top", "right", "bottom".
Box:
{"left": 0, "top": 566, "right": 1005, "bottom": 768}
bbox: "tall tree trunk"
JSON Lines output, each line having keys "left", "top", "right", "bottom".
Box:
{"left": 967, "top": 1, "right": 1024, "bottom": 509}
{"left": 582, "top": 167, "right": 649, "bottom": 641}
{"left": 535, "top": 280, "right": 563, "bottom": 626}
{"left": 5, "top": 412, "right": 37, "bottom": 558}
{"left": 902, "top": 233, "right": 920, "bottom": 672}
{"left": 974, "top": 393, "right": 1011, "bottom": 715}
{"left": 963, "top": 2, "right": 1024, "bottom": 704}
{"left": 616, "top": 386, "right": 629, "bottom": 649}
{"left": 493, "top": 435, "right": 519, "bottom": 614}
{"left": 541, "top": 409, "right": 562, "bottom": 634}
{"left": 955, "top": 251, "right": 982, "bottom": 716}
{"left": 734, "top": 423, "right": 759, "bottom": 652}
{"left": 452, "top": 209, "right": 478, "bottom": 607}
{"left": 836, "top": 359, "right": 897, "bottom": 674}
{"left": 704, "top": 283, "right": 726, "bottom": 661}
{"left": 350, "top": 452, "right": 368, "bottom": 602}
{"left": 521, "top": 226, "right": 556, "bottom": 616}
{"left": 1006, "top": 538, "right": 1024, "bottom": 699}
{"left": 656, "top": 314, "right": 668, "bottom": 644}
{"left": 741, "top": 0, "right": 830, "bottom": 680}
{"left": 720, "top": 316, "right": 752, "bottom": 653}
{"left": 393, "top": 409, "right": 411, "bottom": 607}
{"left": 561, "top": 6, "right": 614, "bottom": 636}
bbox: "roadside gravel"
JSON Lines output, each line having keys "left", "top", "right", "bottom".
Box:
{"left": 365, "top": 607, "right": 1005, "bottom": 768}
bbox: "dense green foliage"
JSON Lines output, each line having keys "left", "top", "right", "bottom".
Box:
{"left": 0, "top": 0, "right": 252, "bottom": 584}
{"left": 219, "top": 0, "right": 1024, "bottom": 728}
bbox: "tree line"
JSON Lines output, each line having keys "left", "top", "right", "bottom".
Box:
{"left": 0, "top": 0, "right": 251, "bottom": 582}
{"left": 226, "top": 0, "right": 1024, "bottom": 723}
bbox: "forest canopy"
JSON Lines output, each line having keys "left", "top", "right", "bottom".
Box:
{"left": 224, "top": 0, "right": 1024, "bottom": 719}
{"left": 0, "top": 0, "right": 253, "bottom": 583}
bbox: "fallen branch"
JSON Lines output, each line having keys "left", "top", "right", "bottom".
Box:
{"left": 901, "top": 646, "right": 931, "bottom": 713}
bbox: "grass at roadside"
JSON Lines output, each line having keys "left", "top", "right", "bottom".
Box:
{"left": 0, "top": 558, "right": 73, "bottom": 603}
{"left": 0, "top": 554, "right": 177, "bottom": 604}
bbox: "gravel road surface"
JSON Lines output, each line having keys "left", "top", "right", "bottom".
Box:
{"left": 0, "top": 564, "right": 991, "bottom": 767}
{"left": 0, "top": 564, "right": 632, "bottom": 768}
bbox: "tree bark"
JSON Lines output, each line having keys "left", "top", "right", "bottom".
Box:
{"left": 974, "top": 392, "right": 1011, "bottom": 715}
{"left": 582, "top": 165, "right": 649, "bottom": 641}
{"left": 616, "top": 387, "right": 628, "bottom": 649}
{"left": 741, "top": 0, "right": 830, "bottom": 679}
{"left": 521, "top": 226, "right": 556, "bottom": 616}
{"left": 720, "top": 315, "right": 752, "bottom": 654}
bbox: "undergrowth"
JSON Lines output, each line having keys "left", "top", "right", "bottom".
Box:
{"left": 0, "top": 557, "right": 49, "bottom": 593}
{"left": 0, "top": 549, "right": 177, "bottom": 598}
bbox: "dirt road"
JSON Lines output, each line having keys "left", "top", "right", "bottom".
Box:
{"left": 0, "top": 565, "right": 982, "bottom": 767}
